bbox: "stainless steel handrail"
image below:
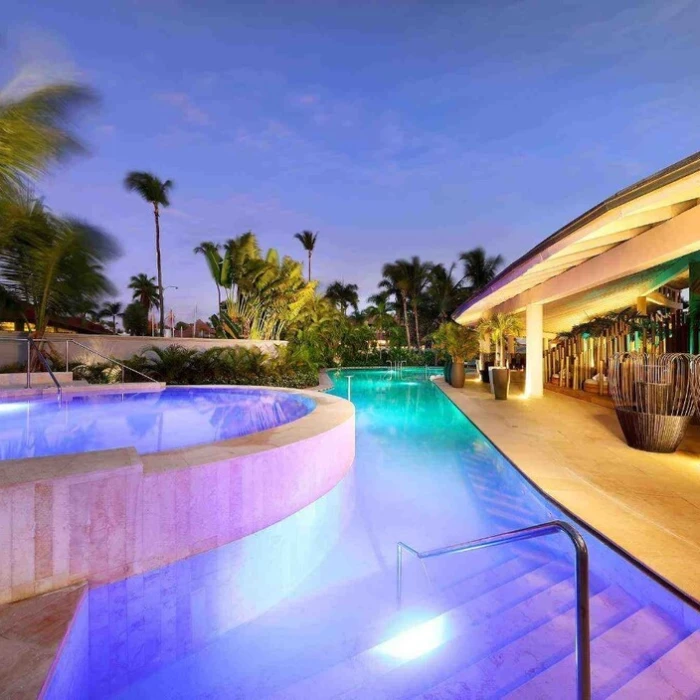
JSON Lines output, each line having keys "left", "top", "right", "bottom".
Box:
{"left": 64, "top": 339, "right": 159, "bottom": 385}
{"left": 0, "top": 336, "right": 62, "bottom": 392}
{"left": 397, "top": 520, "right": 591, "bottom": 700}
{"left": 28, "top": 338, "right": 62, "bottom": 395}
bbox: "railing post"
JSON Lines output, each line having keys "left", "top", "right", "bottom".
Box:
{"left": 574, "top": 537, "right": 591, "bottom": 700}
{"left": 26, "top": 340, "right": 31, "bottom": 389}
{"left": 347, "top": 375, "right": 353, "bottom": 401}
{"left": 65, "top": 340, "right": 69, "bottom": 373}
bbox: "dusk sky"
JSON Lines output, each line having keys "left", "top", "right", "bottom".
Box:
{"left": 3, "top": 0, "right": 700, "bottom": 321}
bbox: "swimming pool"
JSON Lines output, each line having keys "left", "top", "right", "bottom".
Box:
{"left": 0, "top": 387, "right": 315, "bottom": 460}
{"left": 46, "top": 368, "right": 700, "bottom": 698}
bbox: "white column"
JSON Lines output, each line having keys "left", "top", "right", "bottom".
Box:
{"left": 525, "top": 303, "right": 544, "bottom": 397}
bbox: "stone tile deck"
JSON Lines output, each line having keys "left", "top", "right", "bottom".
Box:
{"left": 0, "top": 583, "right": 85, "bottom": 699}
{"left": 436, "top": 375, "right": 700, "bottom": 605}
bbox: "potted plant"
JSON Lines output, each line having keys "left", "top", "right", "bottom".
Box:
{"left": 478, "top": 313, "right": 524, "bottom": 399}
{"left": 432, "top": 322, "right": 478, "bottom": 388}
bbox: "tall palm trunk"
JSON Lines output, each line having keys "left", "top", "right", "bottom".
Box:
{"left": 153, "top": 203, "right": 165, "bottom": 336}
{"left": 401, "top": 295, "right": 411, "bottom": 347}
{"left": 412, "top": 299, "right": 421, "bottom": 348}
{"left": 307, "top": 251, "right": 312, "bottom": 282}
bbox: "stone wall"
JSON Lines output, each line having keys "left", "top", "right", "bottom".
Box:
{"left": 0, "top": 334, "right": 287, "bottom": 369}
{"left": 0, "top": 389, "right": 354, "bottom": 604}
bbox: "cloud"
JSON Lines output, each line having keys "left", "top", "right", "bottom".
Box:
{"left": 156, "top": 92, "right": 211, "bottom": 126}
{"left": 2, "top": 28, "right": 81, "bottom": 99}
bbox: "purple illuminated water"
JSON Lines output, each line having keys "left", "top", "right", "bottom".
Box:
{"left": 46, "top": 369, "right": 700, "bottom": 698}
{"left": 0, "top": 387, "right": 315, "bottom": 460}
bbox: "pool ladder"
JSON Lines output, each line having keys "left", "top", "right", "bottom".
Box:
{"left": 386, "top": 361, "right": 408, "bottom": 377}
{"left": 396, "top": 520, "right": 591, "bottom": 700}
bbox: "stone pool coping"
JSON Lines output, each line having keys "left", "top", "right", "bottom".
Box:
{"left": 0, "top": 385, "right": 355, "bottom": 605}
{"left": 435, "top": 376, "right": 700, "bottom": 608}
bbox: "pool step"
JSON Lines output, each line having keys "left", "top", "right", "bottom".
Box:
{"left": 504, "top": 604, "right": 683, "bottom": 699}
{"left": 409, "top": 586, "right": 641, "bottom": 700}
{"left": 223, "top": 553, "right": 547, "bottom": 699}
{"left": 608, "top": 630, "right": 700, "bottom": 699}
{"left": 265, "top": 560, "right": 583, "bottom": 699}
{"left": 338, "top": 585, "right": 633, "bottom": 700}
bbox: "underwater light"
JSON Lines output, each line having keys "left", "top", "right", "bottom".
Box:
{"left": 0, "top": 402, "right": 31, "bottom": 413}
{"left": 375, "top": 616, "right": 447, "bottom": 661}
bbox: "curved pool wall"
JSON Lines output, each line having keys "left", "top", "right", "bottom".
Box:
{"left": 0, "top": 387, "right": 355, "bottom": 604}
{"left": 46, "top": 369, "right": 700, "bottom": 697}
{"left": 44, "top": 473, "right": 356, "bottom": 698}
{"left": 0, "top": 386, "right": 316, "bottom": 460}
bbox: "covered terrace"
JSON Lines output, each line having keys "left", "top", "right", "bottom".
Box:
{"left": 453, "top": 150, "right": 700, "bottom": 398}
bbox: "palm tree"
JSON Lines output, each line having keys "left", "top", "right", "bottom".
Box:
{"left": 293, "top": 230, "right": 318, "bottom": 281}
{"left": 459, "top": 247, "right": 504, "bottom": 293}
{"left": 364, "top": 293, "right": 395, "bottom": 343}
{"left": 0, "top": 192, "right": 118, "bottom": 341}
{"left": 379, "top": 260, "right": 413, "bottom": 347}
{"left": 194, "top": 241, "right": 223, "bottom": 309}
{"left": 128, "top": 273, "right": 160, "bottom": 311}
{"left": 0, "top": 79, "right": 96, "bottom": 198}
{"left": 124, "top": 171, "right": 173, "bottom": 336}
{"left": 428, "top": 263, "right": 466, "bottom": 323}
{"left": 101, "top": 301, "right": 123, "bottom": 333}
{"left": 478, "top": 312, "right": 524, "bottom": 367}
{"left": 404, "top": 256, "right": 432, "bottom": 348}
{"left": 325, "top": 281, "right": 359, "bottom": 315}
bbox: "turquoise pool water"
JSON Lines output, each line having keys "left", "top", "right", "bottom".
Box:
{"left": 0, "top": 387, "right": 314, "bottom": 460}
{"left": 47, "top": 368, "right": 700, "bottom": 698}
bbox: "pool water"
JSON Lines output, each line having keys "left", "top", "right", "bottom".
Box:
{"left": 46, "top": 368, "right": 700, "bottom": 698}
{"left": 0, "top": 387, "right": 315, "bottom": 460}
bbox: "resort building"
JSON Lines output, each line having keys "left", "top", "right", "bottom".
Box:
{"left": 453, "top": 151, "right": 700, "bottom": 399}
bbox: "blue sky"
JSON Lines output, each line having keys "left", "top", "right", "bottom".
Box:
{"left": 3, "top": 0, "right": 700, "bottom": 321}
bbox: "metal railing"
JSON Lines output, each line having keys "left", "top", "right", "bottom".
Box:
{"left": 29, "top": 338, "right": 62, "bottom": 395}
{"left": 397, "top": 520, "right": 591, "bottom": 700}
{"left": 0, "top": 336, "right": 62, "bottom": 393}
{"left": 62, "top": 339, "right": 159, "bottom": 385}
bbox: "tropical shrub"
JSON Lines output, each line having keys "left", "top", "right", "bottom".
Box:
{"left": 120, "top": 344, "right": 320, "bottom": 388}
{"left": 122, "top": 301, "right": 149, "bottom": 336}
{"left": 432, "top": 321, "right": 479, "bottom": 363}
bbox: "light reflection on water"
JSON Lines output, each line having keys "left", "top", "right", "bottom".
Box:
{"left": 0, "top": 387, "right": 314, "bottom": 460}
{"left": 53, "top": 368, "right": 550, "bottom": 699}
{"left": 48, "top": 368, "right": 695, "bottom": 699}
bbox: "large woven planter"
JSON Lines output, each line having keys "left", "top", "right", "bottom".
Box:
{"left": 614, "top": 408, "right": 691, "bottom": 453}
{"left": 610, "top": 353, "right": 694, "bottom": 453}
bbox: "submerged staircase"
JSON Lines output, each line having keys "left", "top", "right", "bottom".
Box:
{"left": 258, "top": 530, "right": 700, "bottom": 700}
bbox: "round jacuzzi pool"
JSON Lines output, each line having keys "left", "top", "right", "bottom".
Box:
{"left": 0, "top": 386, "right": 316, "bottom": 460}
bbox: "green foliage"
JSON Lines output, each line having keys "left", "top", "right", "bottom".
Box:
{"left": 117, "top": 344, "right": 319, "bottom": 388}
{"left": 0, "top": 190, "right": 119, "bottom": 337}
{"left": 0, "top": 80, "right": 97, "bottom": 198}
{"left": 123, "top": 172, "right": 173, "bottom": 207}
{"left": 477, "top": 312, "right": 523, "bottom": 367}
{"left": 122, "top": 301, "right": 149, "bottom": 335}
{"left": 460, "top": 247, "right": 504, "bottom": 292}
{"left": 325, "top": 281, "right": 359, "bottom": 315}
{"left": 208, "top": 232, "right": 318, "bottom": 340}
{"left": 128, "top": 273, "right": 159, "bottom": 310}
{"left": 432, "top": 321, "right": 479, "bottom": 363}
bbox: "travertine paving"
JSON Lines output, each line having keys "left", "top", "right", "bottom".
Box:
{"left": 436, "top": 376, "right": 700, "bottom": 604}
{"left": 0, "top": 583, "right": 85, "bottom": 699}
